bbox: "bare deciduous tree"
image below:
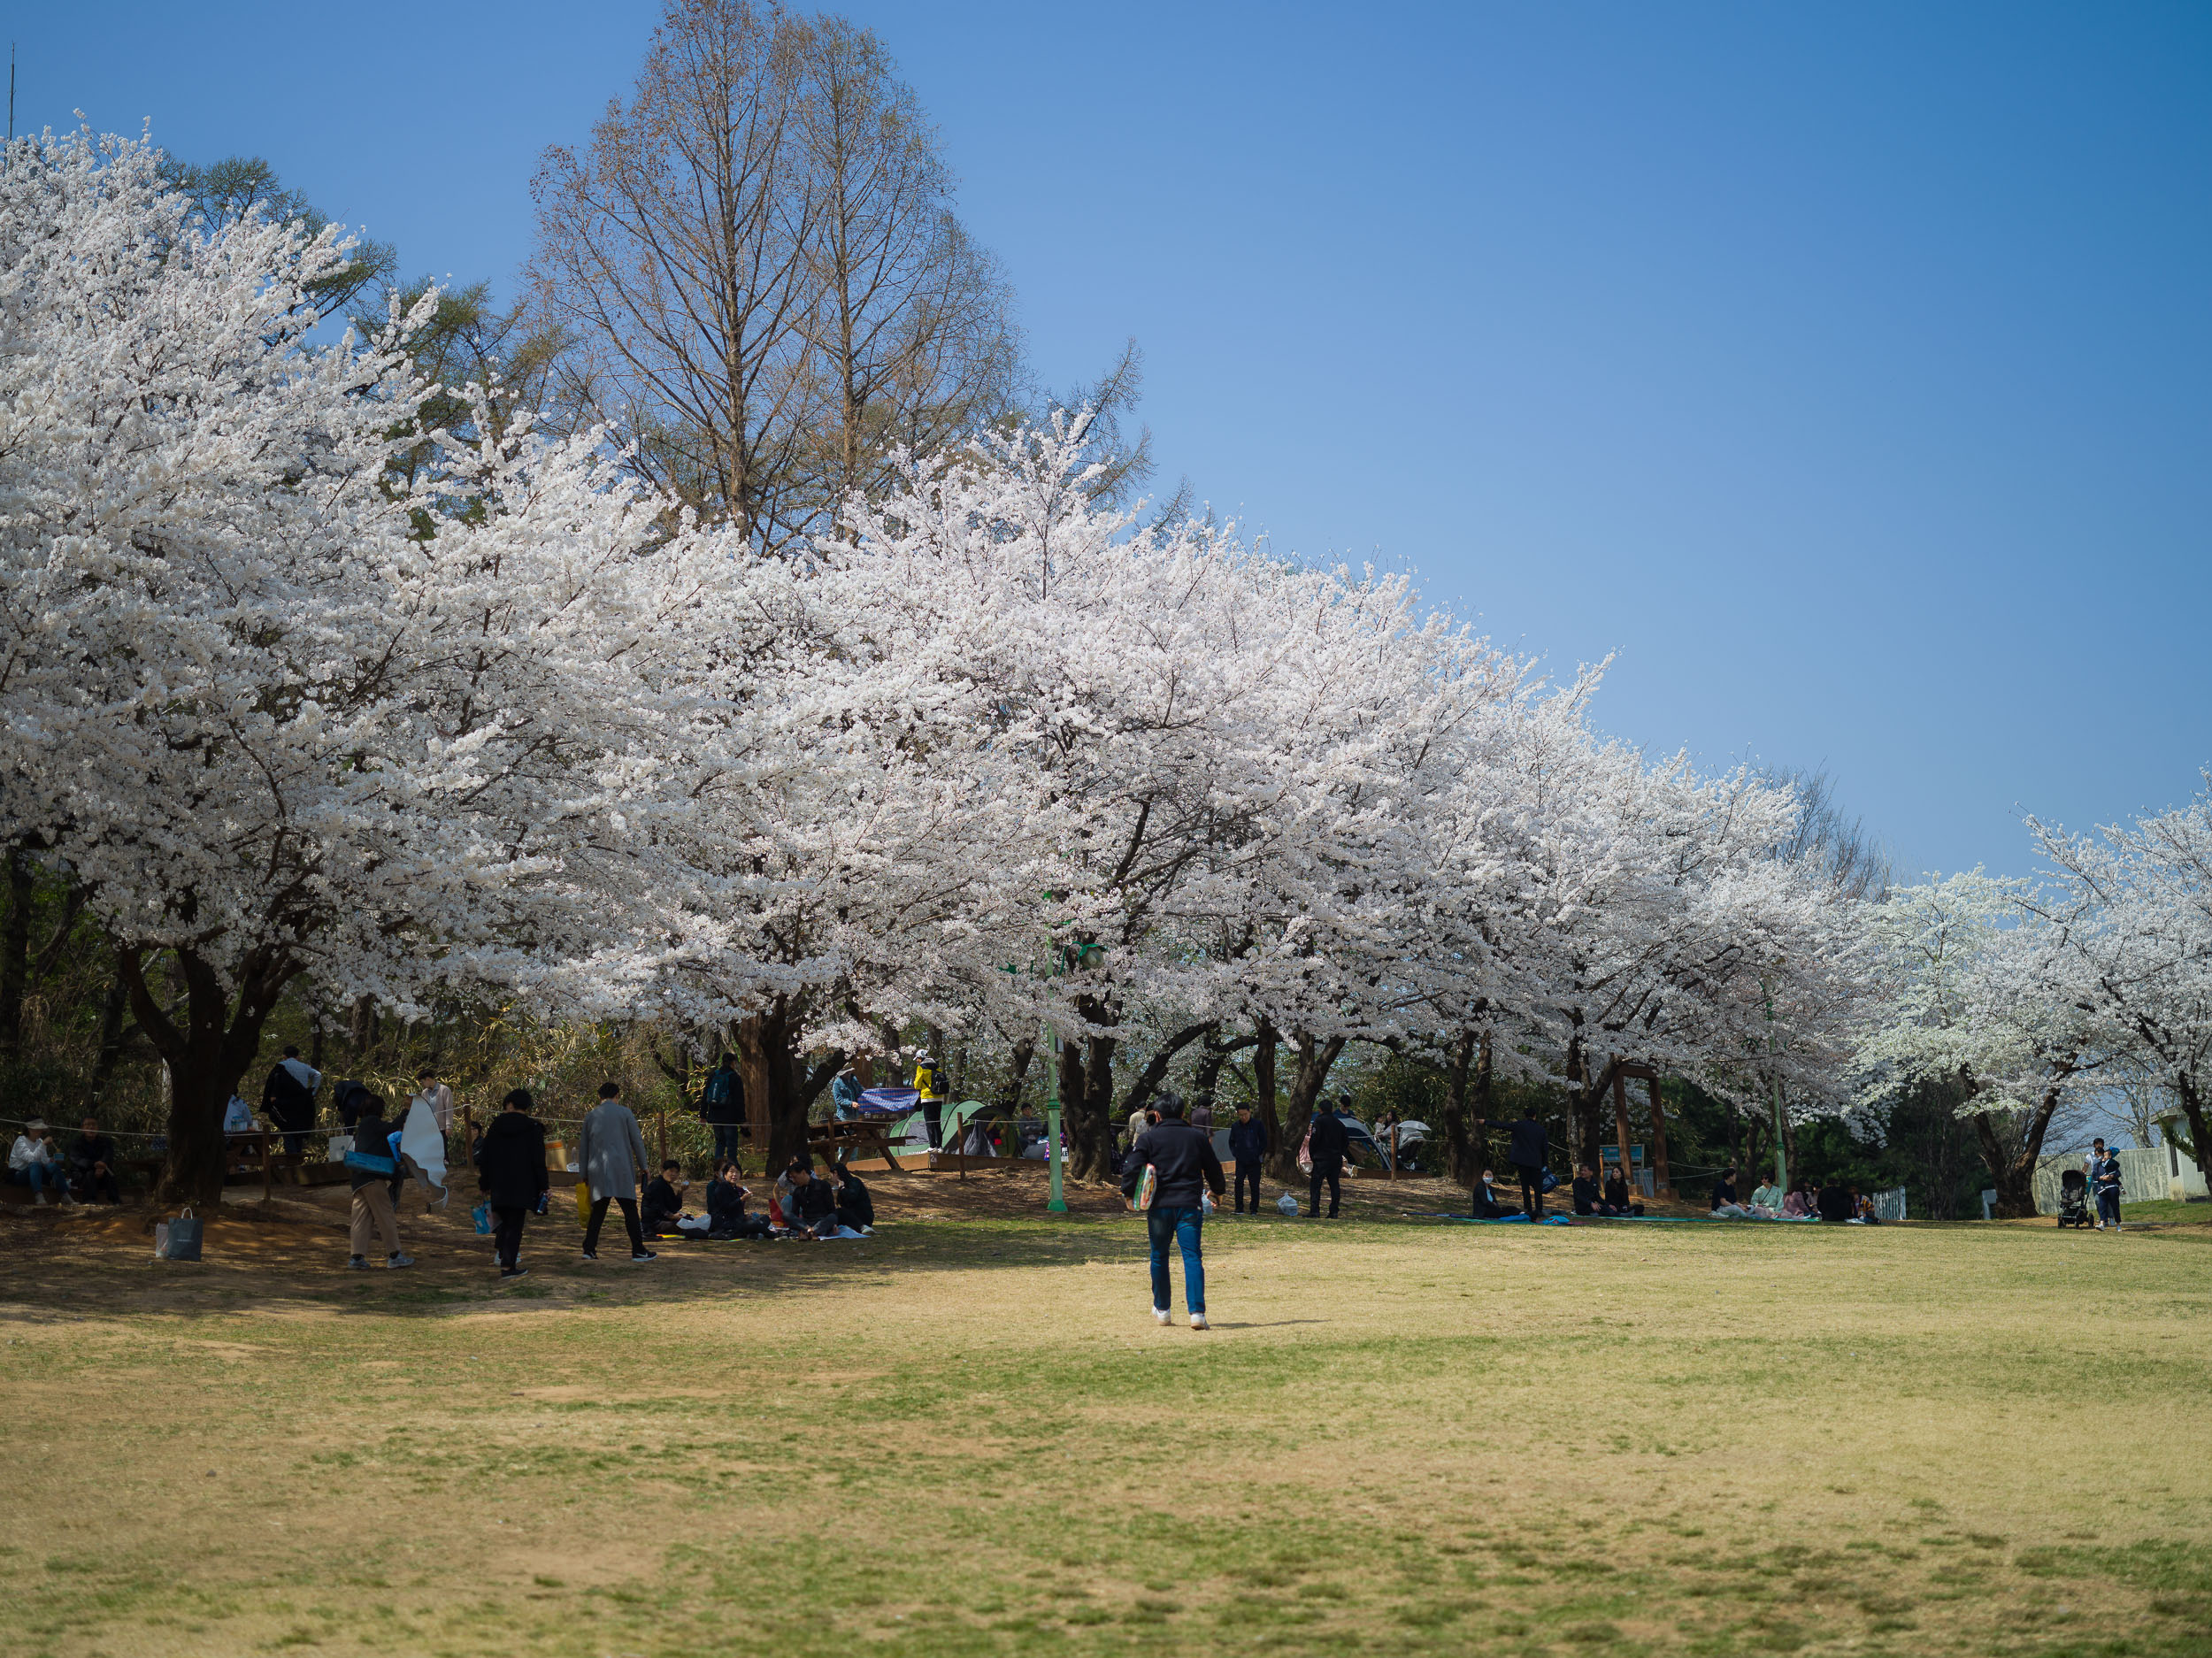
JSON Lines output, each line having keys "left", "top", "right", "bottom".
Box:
{"left": 528, "top": 0, "right": 1020, "bottom": 549}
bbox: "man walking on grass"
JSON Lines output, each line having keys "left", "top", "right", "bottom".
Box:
{"left": 579, "top": 1082, "right": 657, "bottom": 1263}
{"left": 1122, "top": 1093, "right": 1225, "bottom": 1330}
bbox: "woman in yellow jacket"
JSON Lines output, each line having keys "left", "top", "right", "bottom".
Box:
{"left": 912, "top": 1052, "right": 945, "bottom": 1148}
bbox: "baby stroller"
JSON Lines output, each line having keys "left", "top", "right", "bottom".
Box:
{"left": 2056, "top": 1167, "right": 2091, "bottom": 1228}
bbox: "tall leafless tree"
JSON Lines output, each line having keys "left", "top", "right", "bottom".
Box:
{"left": 529, "top": 0, "right": 1019, "bottom": 549}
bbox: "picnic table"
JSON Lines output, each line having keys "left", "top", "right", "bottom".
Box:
{"left": 806, "top": 1116, "right": 908, "bottom": 1171}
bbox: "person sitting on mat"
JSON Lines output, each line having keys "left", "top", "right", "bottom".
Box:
{"left": 1571, "top": 1163, "right": 1602, "bottom": 1216}
{"left": 1816, "top": 1178, "right": 1855, "bottom": 1224}
{"left": 1471, "top": 1169, "right": 1517, "bottom": 1219}
{"left": 780, "top": 1160, "right": 841, "bottom": 1238}
{"left": 1709, "top": 1165, "right": 1753, "bottom": 1218}
{"left": 1601, "top": 1164, "right": 1635, "bottom": 1215}
{"left": 66, "top": 1117, "right": 122, "bottom": 1205}
{"left": 641, "top": 1159, "right": 702, "bottom": 1237}
{"left": 831, "top": 1163, "right": 873, "bottom": 1232}
{"left": 705, "top": 1163, "right": 768, "bottom": 1238}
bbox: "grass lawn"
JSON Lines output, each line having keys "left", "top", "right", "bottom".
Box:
{"left": 3, "top": 1180, "right": 2208, "bottom": 1658}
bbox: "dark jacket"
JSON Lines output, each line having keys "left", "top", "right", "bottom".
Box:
{"left": 1816, "top": 1182, "right": 1854, "bottom": 1223}
{"left": 1710, "top": 1177, "right": 1738, "bottom": 1210}
{"left": 1306, "top": 1112, "right": 1350, "bottom": 1175}
{"left": 641, "top": 1175, "right": 686, "bottom": 1231}
{"left": 1571, "top": 1174, "right": 1600, "bottom": 1216}
{"left": 788, "top": 1175, "right": 837, "bottom": 1224}
{"left": 833, "top": 1171, "right": 874, "bottom": 1228}
{"left": 1227, "top": 1115, "right": 1269, "bottom": 1163}
{"left": 473, "top": 1111, "right": 549, "bottom": 1209}
{"left": 1501, "top": 1115, "right": 1548, "bottom": 1171}
{"left": 262, "top": 1062, "right": 316, "bottom": 1131}
{"left": 67, "top": 1132, "right": 118, "bottom": 1178}
{"left": 1603, "top": 1171, "right": 1631, "bottom": 1209}
{"left": 1122, "top": 1119, "right": 1225, "bottom": 1209}
{"left": 333, "top": 1080, "right": 371, "bottom": 1127}
{"left": 349, "top": 1113, "right": 397, "bottom": 1192}
{"left": 706, "top": 1177, "right": 750, "bottom": 1230}
{"left": 700, "top": 1065, "right": 745, "bottom": 1125}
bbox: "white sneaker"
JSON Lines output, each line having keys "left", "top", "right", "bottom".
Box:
{"left": 1189, "top": 1312, "right": 1210, "bottom": 1331}
{"left": 1153, "top": 1306, "right": 1171, "bottom": 1325}
{"left": 33, "top": 1192, "right": 47, "bottom": 1206}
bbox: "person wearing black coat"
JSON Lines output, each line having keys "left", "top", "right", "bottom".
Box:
{"left": 1226, "top": 1104, "right": 1269, "bottom": 1213}
{"left": 333, "top": 1079, "right": 370, "bottom": 1129}
{"left": 785, "top": 1163, "right": 840, "bottom": 1237}
{"left": 702, "top": 1163, "right": 770, "bottom": 1238}
{"left": 473, "top": 1090, "right": 549, "bottom": 1278}
{"left": 1305, "top": 1109, "right": 1349, "bottom": 1218}
{"left": 1571, "top": 1164, "right": 1601, "bottom": 1216}
{"left": 1601, "top": 1165, "right": 1634, "bottom": 1216}
{"left": 66, "top": 1119, "right": 121, "bottom": 1205}
{"left": 1120, "top": 1094, "right": 1226, "bottom": 1328}
{"left": 699, "top": 1053, "right": 747, "bottom": 1168}
{"left": 260, "top": 1047, "right": 319, "bottom": 1156}
{"left": 832, "top": 1165, "right": 874, "bottom": 1231}
{"left": 1815, "top": 1179, "right": 1855, "bottom": 1224}
{"left": 1494, "top": 1108, "right": 1550, "bottom": 1219}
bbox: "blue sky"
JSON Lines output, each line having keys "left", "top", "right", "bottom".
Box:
{"left": 17, "top": 1, "right": 2209, "bottom": 881}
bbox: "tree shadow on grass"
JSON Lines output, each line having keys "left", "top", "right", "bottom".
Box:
{"left": 0, "top": 1203, "right": 1299, "bottom": 1325}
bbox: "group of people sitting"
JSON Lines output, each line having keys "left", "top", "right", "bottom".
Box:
{"left": 6, "top": 1117, "right": 123, "bottom": 1206}
{"left": 634, "top": 1155, "right": 875, "bottom": 1242}
{"left": 1571, "top": 1163, "right": 1641, "bottom": 1217}
{"left": 1709, "top": 1166, "right": 1881, "bottom": 1223}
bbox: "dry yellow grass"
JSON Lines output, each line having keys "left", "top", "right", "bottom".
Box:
{"left": 2, "top": 1178, "right": 2208, "bottom": 1658}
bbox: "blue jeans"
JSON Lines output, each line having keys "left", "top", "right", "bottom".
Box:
{"left": 12, "top": 1163, "right": 69, "bottom": 1196}
{"left": 2096, "top": 1189, "right": 2120, "bottom": 1224}
{"left": 711, "top": 1124, "right": 745, "bottom": 1167}
{"left": 1148, "top": 1204, "right": 1206, "bottom": 1315}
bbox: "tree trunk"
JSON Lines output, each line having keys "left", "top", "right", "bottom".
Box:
{"left": 1563, "top": 1038, "right": 1621, "bottom": 1178}
{"left": 1273, "top": 1031, "right": 1348, "bottom": 1178}
{"left": 796, "top": 1048, "right": 845, "bottom": 1116}
{"left": 1187, "top": 1031, "right": 1254, "bottom": 1120}
{"left": 1965, "top": 1065, "right": 2070, "bottom": 1218}
{"left": 2173, "top": 1073, "right": 2212, "bottom": 1197}
{"left": 349, "top": 994, "right": 379, "bottom": 1056}
{"left": 1118, "top": 1022, "right": 1217, "bottom": 1121}
{"left": 1057, "top": 1032, "right": 1087, "bottom": 1171}
{"left": 121, "top": 945, "right": 295, "bottom": 1206}
{"left": 739, "top": 1000, "right": 809, "bottom": 1173}
{"left": 87, "top": 967, "right": 131, "bottom": 1110}
{"left": 995, "top": 1038, "right": 1034, "bottom": 1116}
{"left": 1079, "top": 1032, "right": 1117, "bottom": 1174}
{"left": 1061, "top": 1002, "right": 1121, "bottom": 1182}
{"left": 1440, "top": 1029, "right": 1477, "bottom": 1188}
{"left": 0, "top": 845, "right": 32, "bottom": 1057}
{"left": 1256, "top": 1020, "right": 1295, "bottom": 1181}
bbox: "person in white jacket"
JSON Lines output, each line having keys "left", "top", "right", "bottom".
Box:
{"left": 8, "top": 1119, "right": 76, "bottom": 1206}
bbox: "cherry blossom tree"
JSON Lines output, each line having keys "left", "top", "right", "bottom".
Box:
{"left": 1855, "top": 871, "right": 2098, "bottom": 1216}
{"left": 0, "top": 131, "right": 730, "bottom": 1200}
{"left": 2026, "top": 780, "right": 2212, "bottom": 1195}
